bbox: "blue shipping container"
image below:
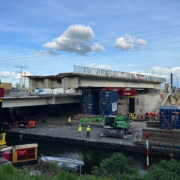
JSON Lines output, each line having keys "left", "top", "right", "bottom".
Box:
{"left": 99, "top": 90, "right": 118, "bottom": 115}
{"left": 82, "top": 90, "right": 99, "bottom": 103}
{"left": 82, "top": 102, "right": 99, "bottom": 115}
{"left": 159, "top": 106, "right": 180, "bottom": 129}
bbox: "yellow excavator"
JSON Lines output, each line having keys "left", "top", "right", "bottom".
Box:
{"left": 128, "top": 113, "right": 137, "bottom": 120}
{"left": 0, "top": 133, "right": 6, "bottom": 148}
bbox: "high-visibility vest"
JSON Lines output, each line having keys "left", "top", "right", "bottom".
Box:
{"left": 68, "top": 118, "right": 71, "bottom": 122}
{"left": 78, "top": 126, "right": 82, "bottom": 132}
{"left": 86, "top": 127, "right": 91, "bottom": 132}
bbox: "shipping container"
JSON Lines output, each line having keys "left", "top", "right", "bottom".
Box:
{"left": 159, "top": 106, "right": 180, "bottom": 129}
{"left": 82, "top": 102, "right": 99, "bottom": 115}
{"left": 0, "top": 83, "right": 12, "bottom": 90}
{"left": 0, "top": 88, "right": 4, "bottom": 98}
{"left": 82, "top": 90, "right": 99, "bottom": 103}
{"left": 99, "top": 90, "right": 118, "bottom": 115}
{"left": 82, "top": 90, "right": 99, "bottom": 114}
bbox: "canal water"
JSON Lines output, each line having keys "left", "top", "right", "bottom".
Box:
{"left": 6, "top": 136, "right": 171, "bottom": 174}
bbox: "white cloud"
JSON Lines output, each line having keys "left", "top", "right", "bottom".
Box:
{"left": 91, "top": 43, "right": 104, "bottom": 52}
{"left": 151, "top": 67, "right": 180, "bottom": 78}
{"left": 90, "top": 63, "right": 112, "bottom": 70}
{"left": 0, "top": 71, "right": 31, "bottom": 79}
{"left": 131, "top": 66, "right": 180, "bottom": 79}
{"left": 0, "top": 71, "right": 18, "bottom": 78}
{"left": 114, "top": 34, "right": 146, "bottom": 51}
{"left": 44, "top": 24, "right": 104, "bottom": 55}
{"left": 30, "top": 49, "right": 58, "bottom": 56}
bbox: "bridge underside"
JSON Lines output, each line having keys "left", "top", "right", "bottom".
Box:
{"left": 2, "top": 95, "right": 82, "bottom": 108}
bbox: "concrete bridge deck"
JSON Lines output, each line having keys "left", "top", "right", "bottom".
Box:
{"left": 1, "top": 94, "right": 82, "bottom": 108}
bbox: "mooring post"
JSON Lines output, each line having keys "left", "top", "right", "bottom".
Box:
{"left": 79, "top": 163, "right": 81, "bottom": 176}
{"left": 145, "top": 132, "right": 150, "bottom": 171}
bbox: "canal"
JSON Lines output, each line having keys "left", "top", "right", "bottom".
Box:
{"left": 6, "top": 136, "right": 171, "bottom": 174}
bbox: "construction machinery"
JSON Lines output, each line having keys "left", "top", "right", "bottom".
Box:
{"left": 0, "top": 133, "right": 6, "bottom": 148}
{"left": 145, "top": 112, "right": 159, "bottom": 121}
{"left": 128, "top": 96, "right": 137, "bottom": 120}
{"left": 103, "top": 115, "right": 130, "bottom": 137}
{"left": 14, "top": 118, "right": 36, "bottom": 128}
{"left": 127, "top": 112, "right": 137, "bottom": 120}
{"left": 1, "top": 143, "right": 38, "bottom": 165}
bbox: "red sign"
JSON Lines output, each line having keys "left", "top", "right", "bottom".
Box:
{"left": 118, "top": 90, "right": 136, "bottom": 96}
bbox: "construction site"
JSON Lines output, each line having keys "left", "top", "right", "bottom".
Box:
{"left": 0, "top": 66, "right": 180, "bottom": 159}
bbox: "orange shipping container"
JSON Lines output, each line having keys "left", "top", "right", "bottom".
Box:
{"left": 0, "top": 83, "right": 12, "bottom": 90}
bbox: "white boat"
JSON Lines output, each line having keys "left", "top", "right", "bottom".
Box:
{"left": 39, "top": 156, "right": 84, "bottom": 172}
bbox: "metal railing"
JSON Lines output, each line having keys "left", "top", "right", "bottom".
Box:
{"left": 4, "top": 90, "right": 82, "bottom": 97}
{"left": 74, "top": 65, "right": 166, "bottom": 83}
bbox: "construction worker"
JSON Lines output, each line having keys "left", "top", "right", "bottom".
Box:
{"left": 67, "top": 117, "right": 72, "bottom": 126}
{"left": 77, "top": 125, "right": 82, "bottom": 137}
{"left": 86, "top": 125, "right": 91, "bottom": 138}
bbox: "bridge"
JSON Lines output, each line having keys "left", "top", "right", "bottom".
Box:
{"left": 28, "top": 65, "right": 166, "bottom": 90}
{"left": 2, "top": 94, "right": 82, "bottom": 108}
{"left": 0, "top": 65, "right": 166, "bottom": 116}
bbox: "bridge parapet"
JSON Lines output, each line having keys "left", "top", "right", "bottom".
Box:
{"left": 74, "top": 65, "right": 166, "bottom": 83}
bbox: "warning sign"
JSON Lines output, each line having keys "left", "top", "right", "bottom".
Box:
{"left": 112, "top": 102, "right": 117, "bottom": 112}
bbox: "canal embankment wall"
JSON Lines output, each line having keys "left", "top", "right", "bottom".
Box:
{"left": 4, "top": 120, "right": 180, "bottom": 159}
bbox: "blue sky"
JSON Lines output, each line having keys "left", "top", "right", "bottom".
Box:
{"left": 0, "top": 0, "right": 180, "bottom": 87}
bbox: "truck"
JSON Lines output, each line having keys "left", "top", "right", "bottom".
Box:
{"left": 102, "top": 115, "right": 130, "bottom": 138}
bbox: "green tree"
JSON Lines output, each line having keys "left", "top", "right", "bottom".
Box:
{"left": 91, "top": 153, "right": 138, "bottom": 179}
{"left": 15, "top": 83, "right": 21, "bottom": 89}
{"left": 0, "top": 163, "right": 43, "bottom": 180}
{"left": 52, "top": 170, "right": 78, "bottom": 180}
{"left": 142, "top": 159, "right": 180, "bottom": 180}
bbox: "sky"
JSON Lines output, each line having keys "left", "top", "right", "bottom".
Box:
{"left": 0, "top": 0, "right": 180, "bottom": 88}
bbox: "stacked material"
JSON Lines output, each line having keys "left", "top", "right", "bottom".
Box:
{"left": 142, "top": 128, "right": 180, "bottom": 147}
{"left": 73, "top": 114, "right": 103, "bottom": 121}
{"left": 80, "top": 117, "right": 104, "bottom": 123}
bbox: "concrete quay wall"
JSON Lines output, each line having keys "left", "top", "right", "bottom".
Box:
{"left": 5, "top": 127, "right": 180, "bottom": 158}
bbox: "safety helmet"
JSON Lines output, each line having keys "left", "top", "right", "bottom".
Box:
{"left": 79, "top": 125, "right": 81, "bottom": 126}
